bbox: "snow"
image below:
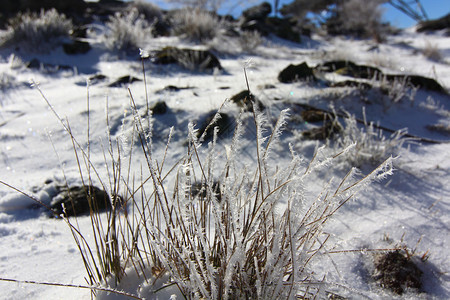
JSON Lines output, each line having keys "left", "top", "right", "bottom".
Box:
{"left": 0, "top": 25, "right": 449, "bottom": 299}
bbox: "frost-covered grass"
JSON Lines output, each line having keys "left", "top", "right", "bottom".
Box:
{"left": 171, "top": 8, "right": 222, "bottom": 42}
{"left": 0, "top": 11, "right": 449, "bottom": 299}
{"left": 103, "top": 8, "right": 154, "bottom": 54}
{"left": 0, "top": 9, "right": 72, "bottom": 54}
{"left": 238, "top": 30, "right": 263, "bottom": 54}
{"left": 421, "top": 40, "right": 443, "bottom": 62}
{"left": 332, "top": 109, "right": 408, "bottom": 167}
{"left": 28, "top": 69, "right": 397, "bottom": 298}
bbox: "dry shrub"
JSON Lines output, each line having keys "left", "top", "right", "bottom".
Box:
{"left": 171, "top": 8, "right": 222, "bottom": 42}
{"left": 332, "top": 109, "right": 408, "bottom": 167}
{"left": 239, "top": 30, "right": 263, "bottom": 53}
{"left": 13, "top": 70, "right": 395, "bottom": 298}
{"left": 421, "top": 41, "right": 442, "bottom": 62}
{"left": 0, "top": 9, "right": 72, "bottom": 53}
{"left": 103, "top": 7, "right": 153, "bottom": 53}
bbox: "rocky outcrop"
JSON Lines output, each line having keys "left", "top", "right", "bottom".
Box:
{"left": 230, "top": 90, "right": 265, "bottom": 112}
{"left": 417, "top": 13, "right": 450, "bottom": 32}
{"left": 153, "top": 47, "right": 223, "bottom": 72}
{"left": 197, "top": 112, "right": 232, "bottom": 141}
{"left": 50, "top": 185, "right": 112, "bottom": 217}
{"left": 108, "top": 75, "right": 142, "bottom": 87}
{"left": 278, "top": 62, "right": 316, "bottom": 83}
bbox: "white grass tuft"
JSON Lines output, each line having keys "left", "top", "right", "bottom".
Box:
{"left": 103, "top": 8, "right": 154, "bottom": 53}
{"left": 0, "top": 9, "right": 72, "bottom": 53}
{"left": 171, "top": 8, "right": 222, "bottom": 42}
{"left": 332, "top": 109, "right": 408, "bottom": 167}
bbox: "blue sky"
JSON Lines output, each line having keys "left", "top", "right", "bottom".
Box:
{"left": 147, "top": 0, "right": 449, "bottom": 28}
{"left": 381, "top": 0, "right": 450, "bottom": 28}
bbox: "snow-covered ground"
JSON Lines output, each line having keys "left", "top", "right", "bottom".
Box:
{"left": 0, "top": 25, "right": 449, "bottom": 299}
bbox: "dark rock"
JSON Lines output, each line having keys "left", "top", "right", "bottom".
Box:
{"left": 329, "top": 80, "right": 373, "bottom": 90}
{"left": 266, "top": 17, "right": 301, "bottom": 43}
{"left": 153, "top": 47, "right": 222, "bottom": 71}
{"left": 318, "top": 60, "right": 381, "bottom": 79}
{"left": 62, "top": 40, "right": 91, "bottom": 55}
{"left": 278, "top": 62, "right": 316, "bottom": 83}
{"left": 240, "top": 2, "right": 272, "bottom": 35}
{"left": 385, "top": 74, "right": 447, "bottom": 94}
{"left": 26, "top": 58, "right": 73, "bottom": 73}
{"left": 320, "top": 60, "right": 447, "bottom": 94}
{"left": 70, "top": 26, "right": 88, "bottom": 39}
{"left": 230, "top": 90, "right": 265, "bottom": 112}
{"left": 27, "top": 58, "right": 41, "bottom": 69}
{"left": 88, "top": 74, "right": 108, "bottom": 85}
{"left": 372, "top": 250, "right": 423, "bottom": 295}
{"left": 240, "top": 20, "right": 271, "bottom": 36}
{"left": 301, "top": 109, "right": 331, "bottom": 123}
{"left": 152, "top": 19, "right": 171, "bottom": 37}
{"left": 155, "top": 85, "right": 193, "bottom": 94}
{"left": 197, "top": 112, "right": 232, "bottom": 141}
{"left": 108, "top": 75, "right": 142, "bottom": 87}
{"left": 50, "top": 185, "right": 111, "bottom": 217}
{"left": 150, "top": 101, "right": 168, "bottom": 115}
{"left": 242, "top": 2, "right": 272, "bottom": 22}
{"left": 302, "top": 121, "right": 342, "bottom": 140}
{"left": 417, "top": 13, "right": 450, "bottom": 32}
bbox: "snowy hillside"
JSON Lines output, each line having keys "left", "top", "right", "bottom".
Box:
{"left": 0, "top": 2, "right": 449, "bottom": 299}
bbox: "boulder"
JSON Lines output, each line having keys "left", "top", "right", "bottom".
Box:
{"left": 329, "top": 80, "right": 373, "bottom": 90}
{"left": 319, "top": 60, "right": 447, "bottom": 94}
{"left": 197, "top": 112, "right": 232, "bottom": 141}
{"left": 242, "top": 2, "right": 272, "bottom": 22}
{"left": 63, "top": 40, "right": 91, "bottom": 55}
{"left": 301, "top": 110, "right": 331, "bottom": 123}
{"left": 302, "top": 121, "right": 342, "bottom": 140}
{"left": 108, "top": 75, "right": 142, "bottom": 87}
{"left": 417, "top": 13, "right": 450, "bottom": 32}
{"left": 230, "top": 90, "right": 265, "bottom": 112}
{"left": 318, "top": 60, "right": 381, "bottom": 79}
{"left": 50, "top": 185, "right": 111, "bottom": 217}
{"left": 266, "top": 17, "right": 301, "bottom": 43}
{"left": 88, "top": 74, "right": 108, "bottom": 85}
{"left": 150, "top": 101, "right": 168, "bottom": 115}
{"left": 153, "top": 47, "right": 222, "bottom": 71}
{"left": 278, "top": 62, "right": 316, "bottom": 83}
{"left": 240, "top": 2, "right": 272, "bottom": 35}
{"left": 385, "top": 74, "right": 447, "bottom": 94}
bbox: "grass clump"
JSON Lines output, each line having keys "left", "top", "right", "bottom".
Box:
{"left": 170, "top": 8, "right": 222, "bottom": 42}
{"left": 421, "top": 41, "right": 442, "bottom": 62}
{"left": 332, "top": 109, "right": 407, "bottom": 167}
{"left": 0, "top": 9, "right": 72, "bottom": 53}
{"left": 22, "top": 70, "right": 395, "bottom": 298}
{"left": 239, "top": 30, "right": 263, "bottom": 54}
{"left": 103, "top": 7, "right": 154, "bottom": 54}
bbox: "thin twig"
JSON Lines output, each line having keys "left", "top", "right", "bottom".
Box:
{"left": 0, "top": 277, "right": 142, "bottom": 299}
